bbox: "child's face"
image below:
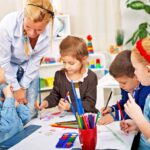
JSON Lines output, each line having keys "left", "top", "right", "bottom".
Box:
{"left": 131, "top": 53, "right": 150, "bottom": 86}
{"left": 0, "top": 68, "right": 5, "bottom": 83}
{"left": 115, "top": 75, "right": 139, "bottom": 92}
{"left": 61, "top": 55, "right": 83, "bottom": 75}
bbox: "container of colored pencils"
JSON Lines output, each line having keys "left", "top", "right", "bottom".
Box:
{"left": 78, "top": 113, "right": 97, "bottom": 150}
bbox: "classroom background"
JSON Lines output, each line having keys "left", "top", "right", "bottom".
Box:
{"left": 0, "top": 0, "right": 149, "bottom": 108}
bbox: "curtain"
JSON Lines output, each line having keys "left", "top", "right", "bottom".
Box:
{"left": 52, "top": 0, "right": 122, "bottom": 52}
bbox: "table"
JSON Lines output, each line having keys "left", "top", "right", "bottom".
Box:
{"left": 9, "top": 108, "right": 135, "bottom": 150}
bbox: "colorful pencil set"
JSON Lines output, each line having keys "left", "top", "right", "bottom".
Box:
{"left": 76, "top": 113, "right": 99, "bottom": 129}
{"left": 70, "top": 81, "right": 100, "bottom": 129}
{"left": 56, "top": 133, "right": 78, "bottom": 148}
{"left": 50, "top": 120, "right": 78, "bottom": 129}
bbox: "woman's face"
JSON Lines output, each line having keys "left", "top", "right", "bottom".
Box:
{"left": 23, "top": 17, "right": 48, "bottom": 39}
{"left": 131, "top": 53, "right": 150, "bottom": 86}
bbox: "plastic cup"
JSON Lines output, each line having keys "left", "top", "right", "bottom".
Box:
{"left": 79, "top": 127, "right": 97, "bottom": 150}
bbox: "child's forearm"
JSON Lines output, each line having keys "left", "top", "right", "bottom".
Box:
{"left": 0, "top": 98, "right": 16, "bottom": 132}
{"left": 16, "top": 104, "right": 30, "bottom": 124}
{"left": 134, "top": 114, "right": 150, "bottom": 139}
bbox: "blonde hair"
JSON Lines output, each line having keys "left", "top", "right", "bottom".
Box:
{"left": 132, "top": 37, "right": 150, "bottom": 65}
{"left": 60, "top": 35, "right": 88, "bottom": 61}
{"left": 23, "top": 0, "right": 54, "bottom": 56}
{"left": 24, "top": 0, "right": 54, "bottom": 23}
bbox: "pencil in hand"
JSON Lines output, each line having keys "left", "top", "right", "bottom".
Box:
{"left": 104, "top": 91, "right": 112, "bottom": 110}
{"left": 117, "top": 101, "right": 124, "bottom": 120}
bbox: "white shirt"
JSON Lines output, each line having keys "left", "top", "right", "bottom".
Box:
{"left": 0, "top": 11, "right": 60, "bottom": 90}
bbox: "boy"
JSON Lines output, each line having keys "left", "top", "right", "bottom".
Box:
{"left": 0, "top": 67, "right": 30, "bottom": 143}
{"left": 98, "top": 50, "right": 150, "bottom": 125}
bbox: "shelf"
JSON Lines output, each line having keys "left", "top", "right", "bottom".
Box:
{"left": 89, "top": 53, "right": 104, "bottom": 57}
{"left": 90, "top": 68, "right": 105, "bottom": 72}
{"left": 40, "top": 87, "right": 52, "bottom": 91}
{"left": 40, "top": 63, "right": 63, "bottom": 68}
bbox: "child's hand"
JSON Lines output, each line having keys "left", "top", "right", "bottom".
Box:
{"left": 58, "top": 98, "right": 70, "bottom": 111}
{"left": 100, "top": 106, "right": 112, "bottom": 116}
{"left": 120, "top": 119, "right": 138, "bottom": 134}
{"left": 98, "top": 113, "right": 114, "bottom": 125}
{"left": 14, "top": 88, "right": 27, "bottom": 104}
{"left": 3, "top": 84, "right": 13, "bottom": 98}
{"left": 15, "top": 101, "right": 19, "bottom": 107}
{"left": 124, "top": 93, "right": 142, "bottom": 120}
{"left": 35, "top": 100, "right": 48, "bottom": 110}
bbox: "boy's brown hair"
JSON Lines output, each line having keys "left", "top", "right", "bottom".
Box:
{"left": 109, "top": 50, "right": 135, "bottom": 78}
{"left": 59, "top": 35, "right": 88, "bottom": 61}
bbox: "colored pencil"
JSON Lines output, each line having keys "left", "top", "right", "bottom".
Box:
{"left": 117, "top": 101, "right": 124, "bottom": 120}
{"left": 51, "top": 124, "right": 78, "bottom": 129}
{"left": 95, "top": 111, "right": 100, "bottom": 125}
{"left": 104, "top": 91, "right": 112, "bottom": 110}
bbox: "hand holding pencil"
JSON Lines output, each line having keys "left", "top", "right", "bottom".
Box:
{"left": 100, "top": 106, "right": 112, "bottom": 116}
{"left": 100, "top": 91, "right": 112, "bottom": 116}
{"left": 58, "top": 98, "right": 70, "bottom": 111}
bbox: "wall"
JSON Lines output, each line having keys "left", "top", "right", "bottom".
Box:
{"left": 0, "top": 0, "right": 23, "bottom": 20}
{"left": 52, "top": 0, "right": 122, "bottom": 52}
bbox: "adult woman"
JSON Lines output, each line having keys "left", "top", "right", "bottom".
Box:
{"left": 0, "top": 0, "right": 57, "bottom": 118}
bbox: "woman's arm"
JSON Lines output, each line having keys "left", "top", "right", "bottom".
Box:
{"left": 0, "top": 19, "right": 20, "bottom": 91}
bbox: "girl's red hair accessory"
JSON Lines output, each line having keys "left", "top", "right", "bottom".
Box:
{"left": 136, "top": 39, "right": 150, "bottom": 63}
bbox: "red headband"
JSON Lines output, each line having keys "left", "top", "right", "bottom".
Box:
{"left": 136, "top": 39, "right": 150, "bottom": 63}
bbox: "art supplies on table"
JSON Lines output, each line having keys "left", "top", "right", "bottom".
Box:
{"left": 0, "top": 125, "right": 41, "bottom": 149}
{"left": 50, "top": 120, "right": 78, "bottom": 129}
{"left": 71, "top": 81, "right": 84, "bottom": 116}
{"left": 56, "top": 133, "right": 78, "bottom": 148}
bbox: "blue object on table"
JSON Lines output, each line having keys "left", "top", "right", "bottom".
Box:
{"left": 56, "top": 132, "right": 78, "bottom": 148}
{"left": 0, "top": 125, "right": 41, "bottom": 149}
{"left": 70, "top": 81, "right": 84, "bottom": 115}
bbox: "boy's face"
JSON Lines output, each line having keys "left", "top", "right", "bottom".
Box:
{"left": 0, "top": 68, "right": 5, "bottom": 83}
{"left": 115, "top": 75, "right": 139, "bottom": 92}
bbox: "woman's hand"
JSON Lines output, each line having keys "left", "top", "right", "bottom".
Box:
{"left": 14, "top": 88, "right": 27, "bottom": 104}
{"left": 58, "top": 98, "right": 70, "bottom": 111}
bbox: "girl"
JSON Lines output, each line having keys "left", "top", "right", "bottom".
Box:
{"left": 0, "top": 67, "right": 30, "bottom": 143}
{"left": 0, "top": 0, "right": 59, "bottom": 118}
{"left": 40, "top": 35, "right": 98, "bottom": 113}
{"left": 120, "top": 37, "right": 150, "bottom": 150}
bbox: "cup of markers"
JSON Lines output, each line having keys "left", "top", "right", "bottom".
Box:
{"left": 77, "top": 113, "right": 98, "bottom": 150}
